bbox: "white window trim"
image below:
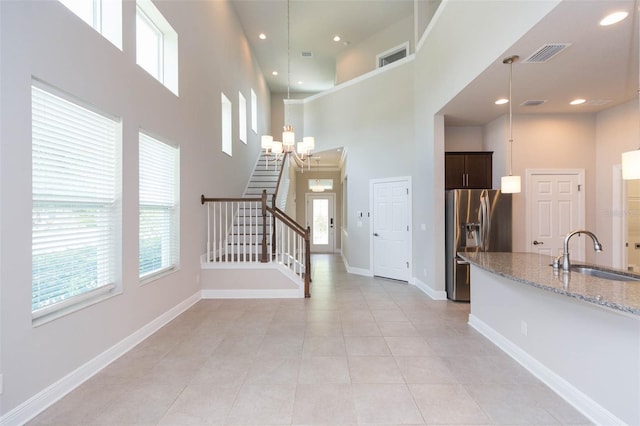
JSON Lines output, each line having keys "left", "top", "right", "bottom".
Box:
{"left": 221, "top": 92, "right": 232, "bottom": 156}
{"left": 251, "top": 89, "right": 258, "bottom": 133}
{"left": 138, "top": 131, "right": 180, "bottom": 284}
{"left": 136, "top": 0, "right": 179, "bottom": 95}
{"left": 239, "top": 91, "right": 247, "bottom": 144}
{"left": 58, "top": 0, "right": 122, "bottom": 49}
{"left": 31, "top": 80, "right": 122, "bottom": 325}
{"left": 376, "top": 41, "right": 410, "bottom": 69}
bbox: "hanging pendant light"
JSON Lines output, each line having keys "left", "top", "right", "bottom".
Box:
{"left": 500, "top": 55, "right": 522, "bottom": 194}
{"left": 260, "top": 0, "right": 314, "bottom": 170}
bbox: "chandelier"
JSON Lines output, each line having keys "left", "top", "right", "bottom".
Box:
{"left": 261, "top": 0, "right": 314, "bottom": 170}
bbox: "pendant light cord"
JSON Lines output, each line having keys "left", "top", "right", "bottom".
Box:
{"left": 508, "top": 58, "right": 514, "bottom": 176}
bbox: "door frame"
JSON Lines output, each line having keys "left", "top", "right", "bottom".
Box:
{"left": 369, "top": 176, "right": 412, "bottom": 279}
{"left": 612, "top": 164, "right": 626, "bottom": 269}
{"left": 305, "top": 192, "right": 337, "bottom": 253}
{"left": 525, "top": 168, "right": 585, "bottom": 258}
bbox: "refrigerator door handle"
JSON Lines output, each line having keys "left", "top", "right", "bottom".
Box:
{"left": 455, "top": 258, "right": 469, "bottom": 265}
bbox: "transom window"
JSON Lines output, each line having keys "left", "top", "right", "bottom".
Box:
{"left": 136, "top": 0, "right": 179, "bottom": 95}
{"left": 58, "top": 0, "right": 122, "bottom": 49}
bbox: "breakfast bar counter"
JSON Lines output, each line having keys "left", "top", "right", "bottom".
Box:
{"left": 458, "top": 252, "right": 640, "bottom": 426}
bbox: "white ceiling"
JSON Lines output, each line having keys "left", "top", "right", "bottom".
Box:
{"left": 440, "top": 0, "right": 638, "bottom": 126}
{"left": 230, "top": 0, "right": 414, "bottom": 94}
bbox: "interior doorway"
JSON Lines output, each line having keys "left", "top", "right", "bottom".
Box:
{"left": 526, "top": 169, "right": 585, "bottom": 260}
{"left": 305, "top": 193, "right": 336, "bottom": 253}
{"left": 370, "top": 177, "right": 411, "bottom": 281}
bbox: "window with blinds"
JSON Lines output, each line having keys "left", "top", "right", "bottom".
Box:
{"left": 32, "top": 83, "right": 120, "bottom": 320}
{"left": 139, "top": 132, "right": 180, "bottom": 281}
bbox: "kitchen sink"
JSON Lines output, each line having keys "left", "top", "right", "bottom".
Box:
{"left": 571, "top": 265, "right": 640, "bottom": 282}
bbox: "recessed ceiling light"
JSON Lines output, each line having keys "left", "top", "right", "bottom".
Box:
{"left": 570, "top": 98, "right": 586, "bottom": 105}
{"left": 298, "top": 81, "right": 303, "bottom": 85}
{"left": 333, "top": 35, "right": 341, "bottom": 42}
{"left": 272, "top": 71, "right": 278, "bottom": 76}
{"left": 259, "top": 33, "right": 267, "bottom": 40}
{"left": 495, "top": 98, "right": 509, "bottom": 105}
{"left": 600, "top": 11, "right": 628, "bottom": 26}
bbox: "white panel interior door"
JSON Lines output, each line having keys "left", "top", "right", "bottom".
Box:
{"left": 372, "top": 179, "right": 409, "bottom": 281}
{"left": 306, "top": 193, "right": 335, "bottom": 253}
{"left": 527, "top": 171, "right": 584, "bottom": 260}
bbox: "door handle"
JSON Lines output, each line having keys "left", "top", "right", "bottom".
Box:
{"left": 533, "top": 240, "right": 544, "bottom": 245}
{"left": 373, "top": 233, "right": 379, "bottom": 236}
{"left": 330, "top": 218, "right": 334, "bottom": 228}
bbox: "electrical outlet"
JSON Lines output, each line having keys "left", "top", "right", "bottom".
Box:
{"left": 520, "top": 320, "right": 528, "bottom": 336}
{"left": 0, "top": 373, "right": 3, "bottom": 394}
{"left": 196, "top": 274, "right": 200, "bottom": 284}
{"left": 423, "top": 268, "right": 427, "bottom": 277}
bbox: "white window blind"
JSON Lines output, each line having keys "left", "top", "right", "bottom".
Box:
{"left": 221, "top": 92, "right": 232, "bottom": 156}
{"left": 32, "top": 84, "right": 120, "bottom": 318}
{"left": 139, "top": 132, "right": 179, "bottom": 280}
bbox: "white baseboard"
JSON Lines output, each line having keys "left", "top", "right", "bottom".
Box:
{"left": 409, "top": 277, "right": 447, "bottom": 300}
{"left": 468, "top": 314, "right": 625, "bottom": 426}
{"left": 341, "top": 253, "right": 372, "bottom": 277}
{"left": 1, "top": 292, "right": 201, "bottom": 426}
{"left": 202, "top": 288, "right": 302, "bottom": 299}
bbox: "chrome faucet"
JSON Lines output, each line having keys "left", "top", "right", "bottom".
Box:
{"left": 555, "top": 230, "right": 603, "bottom": 272}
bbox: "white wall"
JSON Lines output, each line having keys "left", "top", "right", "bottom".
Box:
{"left": 501, "top": 114, "right": 597, "bottom": 255}
{"left": 0, "top": 0, "right": 269, "bottom": 416}
{"left": 336, "top": 16, "right": 414, "bottom": 85}
{"left": 595, "top": 99, "right": 639, "bottom": 267}
{"left": 303, "top": 61, "right": 415, "bottom": 270}
{"left": 412, "top": 0, "right": 560, "bottom": 294}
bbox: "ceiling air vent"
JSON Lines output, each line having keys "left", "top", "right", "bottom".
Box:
{"left": 521, "top": 100, "right": 547, "bottom": 107}
{"left": 523, "top": 43, "right": 571, "bottom": 63}
{"left": 301, "top": 51, "right": 313, "bottom": 57}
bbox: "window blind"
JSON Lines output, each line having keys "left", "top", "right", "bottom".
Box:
{"left": 139, "top": 133, "right": 179, "bottom": 279}
{"left": 32, "top": 84, "right": 119, "bottom": 318}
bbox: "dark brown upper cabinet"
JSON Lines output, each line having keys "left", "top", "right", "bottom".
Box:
{"left": 445, "top": 152, "right": 493, "bottom": 190}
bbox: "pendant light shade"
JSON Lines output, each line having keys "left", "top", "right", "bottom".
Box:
{"left": 500, "top": 55, "right": 521, "bottom": 194}
{"left": 501, "top": 175, "right": 522, "bottom": 194}
{"left": 261, "top": 135, "right": 273, "bottom": 149}
{"left": 622, "top": 149, "right": 640, "bottom": 180}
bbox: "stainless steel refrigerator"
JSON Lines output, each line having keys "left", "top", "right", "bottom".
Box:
{"left": 445, "top": 189, "right": 512, "bottom": 301}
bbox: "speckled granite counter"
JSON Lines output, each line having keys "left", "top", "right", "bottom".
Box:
{"left": 459, "top": 251, "right": 640, "bottom": 316}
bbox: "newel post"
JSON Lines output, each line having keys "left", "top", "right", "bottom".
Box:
{"left": 261, "top": 190, "right": 268, "bottom": 263}
{"left": 271, "top": 194, "right": 277, "bottom": 256}
{"left": 304, "top": 226, "right": 311, "bottom": 298}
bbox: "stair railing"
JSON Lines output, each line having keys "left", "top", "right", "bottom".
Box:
{"left": 201, "top": 192, "right": 311, "bottom": 297}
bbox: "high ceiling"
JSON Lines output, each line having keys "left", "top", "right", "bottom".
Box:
{"left": 232, "top": 0, "right": 639, "bottom": 130}
{"left": 440, "top": 0, "right": 638, "bottom": 126}
{"left": 230, "top": 0, "right": 414, "bottom": 94}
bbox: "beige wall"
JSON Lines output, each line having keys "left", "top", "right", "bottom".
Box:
{"left": 444, "top": 126, "right": 484, "bottom": 151}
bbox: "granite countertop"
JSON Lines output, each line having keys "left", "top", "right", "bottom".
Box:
{"left": 459, "top": 252, "right": 640, "bottom": 317}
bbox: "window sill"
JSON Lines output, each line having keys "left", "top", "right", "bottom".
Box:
{"left": 32, "top": 286, "right": 121, "bottom": 327}
{"left": 140, "top": 265, "right": 179, "bottom": 286}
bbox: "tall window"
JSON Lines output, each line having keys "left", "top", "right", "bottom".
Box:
{"left": 251, "top": 89, "right": 258, "bottom": 133}
{"left": 239, "top": 91, "right": 247, "bottom": 144}
{"left": 139, "top": 132, "right": 180, "bottom": 281}
{"left": 58, "top": 0, "right": 122, "bottom": 49}
{"left": 136, "top": 0, "right": 178, "bottom": 95}
{"left": 221, "top": 92, "right": 232, "bottom": 156}
{"left": 32, "top": 83, "right": 120, "bottom": 320}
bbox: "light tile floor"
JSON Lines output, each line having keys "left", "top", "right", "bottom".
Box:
{"left": 30, "top": 254, "right": 592, "bottom": 425}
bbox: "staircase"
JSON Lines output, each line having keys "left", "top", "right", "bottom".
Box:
{"left": 212, "top": 153, "right": 286, "bottom": 262}
{"left": 201, "top": 151, "right": 310, "bottom": 297}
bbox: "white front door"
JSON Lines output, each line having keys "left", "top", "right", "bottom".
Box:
{"left": 526, "top": 170, "right": 585, "bottom": 260}
{"left": 306, "top": 193, "right": 335, "bottom": 253}
{"left": 372, "top": 178, "right": 410, "bottom": 281}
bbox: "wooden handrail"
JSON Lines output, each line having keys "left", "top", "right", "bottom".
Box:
{"left": 272, "top": 151, "right": 289, "bottom": 207}
{"left": 201, "top": 195, "right": 262, "bottom": 204}
{"left": 268, "top": 206, "right": 306, "bottom": 237}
